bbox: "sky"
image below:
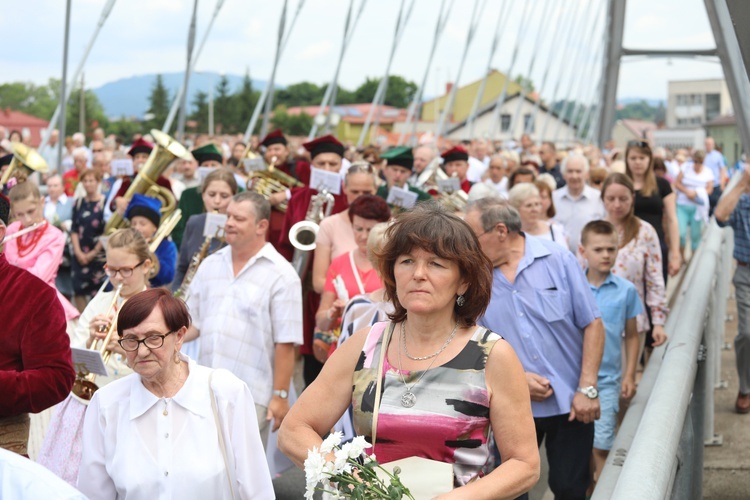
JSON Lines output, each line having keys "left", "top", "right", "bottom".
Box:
{"left": 2, "top": 0, "right": 724, "bottom": 103}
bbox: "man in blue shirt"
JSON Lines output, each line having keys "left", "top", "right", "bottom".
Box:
{"left": 579, "top": 220, "right": 642, "bottom": 490}
{"left": 704, "top": 137, "right": 728, "bottom": 214}
{"left": 466, "top": 197, "right": 604, "bottom": 500}
{"left": 715, "top": 164, "right": 750, "bottom": 413}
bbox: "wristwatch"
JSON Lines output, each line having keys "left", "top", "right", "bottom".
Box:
{"left": 273, "top": 389, "right": 289, "bottom": 399}
{"left": 577, "top": 386, "right": 599, "bottom": 399}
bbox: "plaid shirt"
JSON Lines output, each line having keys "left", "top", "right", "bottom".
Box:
{"left": 728, "top": 193, "right": 750, "bottom": 264}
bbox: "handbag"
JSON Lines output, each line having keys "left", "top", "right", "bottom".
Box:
{"left": 209, "top": 370, "right": 236, "bottom": 500}
{"left": 370, "top": 323, "right": 454, "bottom": 497}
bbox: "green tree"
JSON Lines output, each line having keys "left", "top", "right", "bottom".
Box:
{"left": 513, "top": 74, "right": 536, "bottom": 94}
{"left": 109, "top": 117, "right": 145, "bottom": 141}
{"left": 353, "top": 75, "right": 417, "bottom": 108}
{"left": 0, "top": 80, "right": 58, "bottom": 120}
{"left": 66, "top": 86, "right": 109, "bottom": 136}
{"left": 615, "top": 100, "right": 659, "bottom": 122}
{"left": 214, "top": 75, "right": 234, "bottom": 133}
{"left": 275, "top": 82, "right": 324, "bottom": 107}
{"left": 232, "top": 70, "right": 259, "bottom": 132}
{"left": 270, "top": 106, "right": 314, "bottom": 136}
{"left": 145, "top": 74, "right": 170, "bottom": 131}
{"left": 189, "top": 90, "right": 209, "bottom": 133}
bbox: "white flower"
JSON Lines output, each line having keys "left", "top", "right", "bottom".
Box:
{"left": 333, "top": 444, "right": 352, "bottom": 472}
{"left": 304, "top": 447, "right": 327, "bottom": 487}
{"left": 320, "top": 431, "right": 343, "bottom": 454}
{"left": 349, "top": 436, "right": 371, "bottom": 458}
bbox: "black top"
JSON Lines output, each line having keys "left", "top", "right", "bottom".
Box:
{"left": 634, "top": 176, "right": 672, "bottom": 245}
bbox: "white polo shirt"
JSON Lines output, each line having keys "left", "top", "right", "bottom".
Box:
{"left": 552, "top": 184, "right": 606, "bottom": 252}
{"left": 186, "top": 243, "right": 303, "bottom": 406}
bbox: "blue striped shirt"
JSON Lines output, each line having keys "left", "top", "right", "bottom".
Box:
{"left": 728, "top": 193, "right": 750, "bottom": 264}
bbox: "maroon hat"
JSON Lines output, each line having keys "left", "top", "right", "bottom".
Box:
{"left": 303, "top": 134, "right": 345, "bottom": 159}
{"left": 261, "top": 129, "right": 288, "bottom": 148}
{"left": 0, "top": 192, "right": 9, "bottom": 226}
{"left": 441, "top": 146, "right": 469, "bottom": 164}
{"left": 127, "top": 138, "right": 154, "bottom": 157}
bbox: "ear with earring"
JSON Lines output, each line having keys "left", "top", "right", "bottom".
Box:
{"left": 456, "top": 294, "right": 466, "bottom": 307}
{"left": 174, "top": 351, "right": 180, "bottom": 364}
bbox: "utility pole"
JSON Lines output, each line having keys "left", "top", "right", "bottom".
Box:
{"left": 177, "top": 0, "right": 199, "bottom": 141}
{"left": 58, "top": 0, "right": 72, "bottom": 171}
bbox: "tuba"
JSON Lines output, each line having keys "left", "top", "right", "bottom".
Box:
{"left": 246, "top": 152, "right": 304, "bottom": 213}
{"left": 289, "top": 189, "right": 335, "bottom": 277}
{"left": 71, "top": 284, "right": 123, "bottom": 401}
{"left": 104, "top": 129, "right": 190, "bottom": 235}
{"left": 0, "top": 142, "right": 49, "bottom": 187}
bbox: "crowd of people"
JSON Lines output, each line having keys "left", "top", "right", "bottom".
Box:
{"left": 1, "top": 121, "right": 746, "bottom": 499}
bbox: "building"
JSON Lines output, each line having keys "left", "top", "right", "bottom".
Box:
{"left": 0, "top": 109, "right": 50, "bottom": 147}
{"left": 706, "top": 114, "right": 742, "bottom": 165}
{"left": 666, "top": 79, "right": 732, "bottom": 128}
{"left": 611, "top": 119, "right": 658, "bottom": 149}
{"left": 420, "top": 70, "right": 522, "bottom": 124}
{"left": 283, "top": 104, "right": 407, "bottom": 145}
{"left": 442, "top": 93, "right": 577, "bottom": 144}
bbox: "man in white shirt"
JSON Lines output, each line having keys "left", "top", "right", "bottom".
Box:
{"left": 704, "top": 137, "right": 728, "bottom": 213}
{"left": 552, "top": 153, "right": 606, "bottom": 252}
{"left": 408, "top": 145, "right": 436, "bottom": 186}
{"left": 481, "top": 154, "right": 509, "bottom": 197}
{"left": 185, "top": 191, "right": 302, "bottom": 447}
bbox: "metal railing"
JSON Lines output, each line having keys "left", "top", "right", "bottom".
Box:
{"left": 592, "top": 218, "right": 734, "bottom": 500}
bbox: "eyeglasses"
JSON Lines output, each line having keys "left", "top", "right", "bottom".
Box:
{"left": 104, "top": 260, "right": 146, "bottom": 278}
{"left": 118, "top": 331, "right": 175, "bottom": 352}
{"left": 348, "top": 163, "right": 374, "bottom": 174}
{"left": 627, "top": 140, "right": 649, "bottom": 149}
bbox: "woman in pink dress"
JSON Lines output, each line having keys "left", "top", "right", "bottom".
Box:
{"left": 6, "top": 182, "right": 79, "bottom": 321}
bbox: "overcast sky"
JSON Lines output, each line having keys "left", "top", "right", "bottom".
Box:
{"left": 3, "top": 0, "right": 723, "bottom": 102}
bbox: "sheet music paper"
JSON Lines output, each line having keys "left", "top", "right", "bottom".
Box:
{"left": 111, "top": 159, "right": 134, "bottom": 177}
{"left": 309, "top": 167, "right": 342, "bottom": 195}
{"left": 203, "top": 213, "right": 227, "bottom": 238}
{"left": 437, "top": 178, "right": 461, "bottom": 194}
{"left": 386, "top": 186, "right": 418, "bottom": 209}
{"left": 243, "top": 157, "right": 266, "bottom": 172}
{"left": 71, "top": 347, "right": 109, "bottom": 376}
{"left": 196, "top": 166, "right": 213, "bottom": 184}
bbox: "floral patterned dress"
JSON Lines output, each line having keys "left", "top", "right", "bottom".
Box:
{"left": 71, "top": 198, "right": 106, "bottom": 296}
{"left": 611, "top": 220, "right": 668, "bottom": 332}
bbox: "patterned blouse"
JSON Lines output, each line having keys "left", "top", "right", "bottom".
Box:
{"left": 351, "top": 321, "right": 502, "bottom": 486}
{"left": 612, "top": 220, "right": 668, "bottom": 332}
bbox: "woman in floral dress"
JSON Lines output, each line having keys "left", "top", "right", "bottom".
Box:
{"left": 602, "top": 173, "right": 668, "bottom": 351}
{"left": 71, "top": 168, "right": 106, "bottom": 311}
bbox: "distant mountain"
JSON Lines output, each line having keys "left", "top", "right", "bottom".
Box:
{"left": 617, "top": 97, "right": 665, "bottom": 107}
{"left": 92, "top": 72, "right": 280, "bottom": 120}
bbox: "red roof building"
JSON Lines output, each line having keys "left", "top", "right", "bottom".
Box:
{"left": 0, "top": 109, "right": 50, "bottom": 147}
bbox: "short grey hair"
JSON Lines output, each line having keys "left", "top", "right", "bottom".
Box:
{"left": 467, "top": 197, "right": 522, "bottom": 234}
{"left": 507, "top": 182, "right": 540, "bottom": 208}
{"left": 561, "top": 152, "right": 590, "bottom": 174}
{"left": 232, "top": 191, "right": 271, "bottom": 222}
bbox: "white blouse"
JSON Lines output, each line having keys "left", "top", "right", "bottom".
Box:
{"left": 78, "top": 356, "right": 274, "bottom": 499}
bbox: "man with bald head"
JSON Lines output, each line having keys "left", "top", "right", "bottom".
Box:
{"left": 408, "top": 145, "right": 436, "bottom": 186}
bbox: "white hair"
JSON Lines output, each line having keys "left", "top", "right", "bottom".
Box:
{"left": 561, "top": 152, "right": 590, "bottom": 174}
{"left": 72, "top": 132, "right": 85, "bottom": 144}
{"left": 72, "top": 147, "right": 89, "bottom": 160}
{"left": 536, "top": 173, "right": 557, "bottom": 192}
{"left": 507, "top": 182, "right": 541, "bottom": 208}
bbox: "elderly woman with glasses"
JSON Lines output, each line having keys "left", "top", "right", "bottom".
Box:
{"left": 78, "top": 288, "right": 273, "bottom": 499}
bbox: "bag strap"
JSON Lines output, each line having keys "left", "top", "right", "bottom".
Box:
{"left": 371, "top": 321, "right": 395, "bottom": 452}
{"left": 349, "top": 251, "right": 366, "bottom": 295}
{"left": 209, "top": 370, "right": 236, "bottom": 500}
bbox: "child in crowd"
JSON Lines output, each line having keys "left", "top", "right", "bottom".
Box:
{"left": 124, "top": 193, "right": 176, "bottom": 288}
{"left": 579, "top": 220, "right": 643, "bottom": 489}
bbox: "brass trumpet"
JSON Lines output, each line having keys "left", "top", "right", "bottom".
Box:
{"left": 0, "top": 142, "right": 48, "bottom": 186}
{"left": 248, "top": 155, "right": 304, "bottom": 213}
{"left": 72, "top": 284, "right": 123, "bottom": 400}
{"left": 290, "top": 188, "right": 334, "bottom": 277}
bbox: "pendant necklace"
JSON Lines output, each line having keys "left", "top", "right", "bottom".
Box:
{"left": 397, "top": 322, "right": 455, "bottom": 408}
{"left": 402, "top": 320, "right": 459, "bottom": 361}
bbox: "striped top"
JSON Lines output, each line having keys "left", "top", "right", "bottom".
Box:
{"left": 351, "top": 321, "right": 501, "bottom": 486}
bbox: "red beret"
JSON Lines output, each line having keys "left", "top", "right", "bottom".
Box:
{"left": 441, "top": 146, "right": 469, "bottom": 164}
{"left": 261, "top": 129, "right": 288, "bottom": 148}
{"left": 128, "top": 138, "right": 154, "bottom": 157}
{"left": 303, "top": 134, "right": 345, "bottom": 159}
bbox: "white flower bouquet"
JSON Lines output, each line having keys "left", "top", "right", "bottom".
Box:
{"left": 304, "top": 432, "right": 415, "bottom": 499}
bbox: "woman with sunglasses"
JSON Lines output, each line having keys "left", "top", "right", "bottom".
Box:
{"left": 79, "top": 288, "right": 273, "bottom": 499}
{"left": 38, "top": 229, "right": 154, "bottom": 485}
